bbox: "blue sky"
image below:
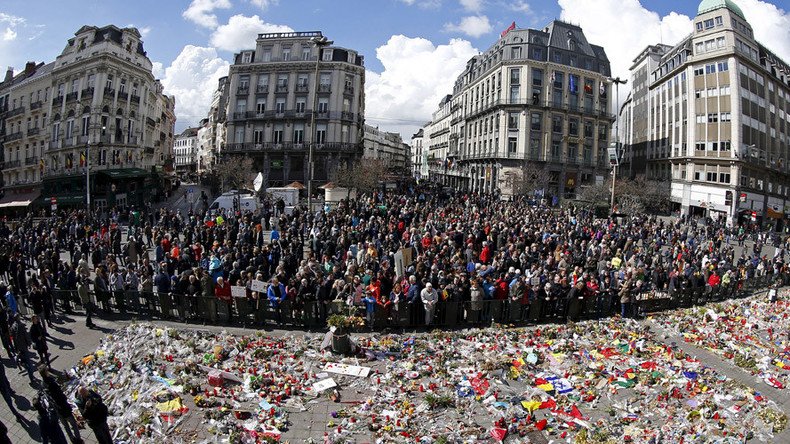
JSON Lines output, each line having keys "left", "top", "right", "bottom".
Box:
{"left": 1, "top": 0, "right": 789, "bottom": 136}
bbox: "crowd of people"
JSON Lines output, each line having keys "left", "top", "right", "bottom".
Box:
{"left": 0, "top": 184, "right": 788, "bottom": 441}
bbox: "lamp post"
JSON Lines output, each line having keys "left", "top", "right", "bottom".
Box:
{"left": 307, "top": 35, "right": 332, "bottom": 218}
{"left": 607, "top": 76, "right": 627, "bottom": 213}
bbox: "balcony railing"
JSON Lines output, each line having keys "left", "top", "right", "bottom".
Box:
{"left": 52, "top": 96, "right": 63, "bottom": 106}
{"left": 237, "top": 86, "right": 249, "bottom": 95}
{"left": 130, "top": 95, "right": 140, "bottom": 104}
{"left": 47, "top": 140, "right": 62, "bottom": 150}
{"left": 81, "top": 87, "right": 94, "bottom": 99}
{"left": 6, "top": 106, "right": 25, "bottom": 118}
{"left": 104, "top": 87, "right": 115, "bottom": 98}
{"left": 343, "top": 85, "right": 354, "bottom": 95}
{"left": 63, "top": 137, "right": 76, "bottom": 147}
{"left": 30, "top": 101, "right": 43, "bottom": 110}
{"left": 256, "top": 85, "right": 269, "bottom": 94}
{"left": 65, "top": 92, "right": 78, "bottom": 102}
{"left": 318, "top": 84, "right": 331, "bottom": 93}
{"left": 117, "top": 91, "right": 129, "bottom": 101}
{"left": 275, "top": 85, "right": 288, "bottom": 93}
{"left": 25, "top": 156, "right": 38, "bottom": 166}
{"left": 3, "top": 160, "right": 21, "bottom": 169}
{"left": 224, "top": 142, "right": 359, "bottom": 153}
{"left": 27, "top": 127, "right": 40, "bottom": 137}
{"left": 295, "top": 84, "right": 309, "bottom": 93}
{"left": 6, "top": 132, "right": 23, "bottom": 142}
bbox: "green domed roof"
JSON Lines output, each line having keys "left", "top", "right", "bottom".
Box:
{"left": 698, "top": 0, "right": 746, "bottom": 20}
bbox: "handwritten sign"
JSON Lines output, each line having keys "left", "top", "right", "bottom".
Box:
{"left": 251, "top": 280, "right": 268, "bottom": 293}
{"left": 231, "top": 286, "right": 247, "bottom": 298}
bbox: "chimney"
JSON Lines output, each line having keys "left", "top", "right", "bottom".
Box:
{"left": 4, "top": 67, "right": 12, "bottom": 82}
{"left": 24, "top": 61, "right": 36, "bottom": 75}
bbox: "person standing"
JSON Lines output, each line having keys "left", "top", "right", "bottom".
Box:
{"left": 0, "top": 307, "right": 16, "bottom": 360}
{"left": 420, "top": 282, "right": 438, "bottom": 326}
{"left": 39, "top": 366, "right": 83, "bottom": 443}
{"left": 4, "top": 285, "right": 18, "bottom": 317}
{"left": 619, "top": 278, "right": 632, "bottom": 318}
{"left": 11, "top": 314, "right": 36, "bottom": 384}
{"left": 0, "top": 361, "right": 21, "bottom": 418}
{"left": 214, "top": 276, "right": 233, "bottom": 324}
{"left": 75, "top": 386, "right": 111, "bottom": 444}
{"left": 30, "top": 315, "right": 50, "bottom": 367}
{"left": 77, "top": 277, "right": 94, "bottom": 328}
{"left": 33, "top": 389, "right": 69, "bottom": 444}
{"left": 267, "top": 277, "right": 286, "bottom": 325}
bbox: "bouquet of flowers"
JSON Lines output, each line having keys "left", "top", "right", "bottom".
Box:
{"left": 326, "top": 313, "right": 366, "bottom": 329}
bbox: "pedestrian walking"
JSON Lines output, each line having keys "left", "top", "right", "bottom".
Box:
{"left": 0, "top": 362, "right": 21, "bottom": 418}
{"left": 30, "top": 315, "right": 50, "bottom": 367}
{"left": 39, "top": 366, "right": 83, "bottom": 443}
{"left": 11, "top": 314, "right": 36, "bottom": 384}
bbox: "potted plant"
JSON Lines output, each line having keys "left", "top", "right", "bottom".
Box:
{"left": 326, "top": 312, "right": 365, "bottom": 354}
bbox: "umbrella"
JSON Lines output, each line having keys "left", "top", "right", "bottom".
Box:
{"left": 285, "top": 181, "right": 305, "bottom": 190}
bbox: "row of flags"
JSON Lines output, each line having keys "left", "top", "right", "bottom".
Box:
{"left": 549, "top": 71, "right": 607, "bottom": 97}
{"left": 46, "top": 150, "right": 144, "bottom": 172}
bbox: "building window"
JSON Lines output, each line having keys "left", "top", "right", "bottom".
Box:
{"left": 66, "top": 119, "right": 74, "bottom": 139}
{"left": 696, "top": 22, "right": 703, "bottom": 31}
{"left": 508, "top": 112, "right": 518, "bottom": 129}
{"left": 568, "top": 118, "right": 579, "bottom": 136}
{"left": 242, "top": 52, "right": 252, "bottom": 63}
{"left": 705, "top": 64, "right": 716, "bottom": 74}
{"left": 694, "top": 68, "right": 704, "bottom": 76}
{"left": 273, "top": 124, "right": 284, "bottom": 143}
{"left": 704, "top": 18, "right": 714, "bottom": 29}
{"left": 282, "top": 48, "right": 291, "bottom": 61}
{"left": 583, "top": 120, "right": 592, "bottom": 138}
{"left": 341, "top": 125, "right": 350, "bottom": 143}
{"left": 275, "top": 98, "right": 285, "bottom": 113}
{"left": 719, "top": 172, "right": 730, "bottom": 183}
{"left": 322, "top": 49, "right": 333, "bottom": 61}
{"left": 552, "top": 115, "right": 563, "bottom": 133}
{"left": 293, "top": 123, "right": 304, "bottom": 143}
{"left": 531, "top": 47, "right": 543, "bottom": 60}
{"left": 234, "top": 126, "right": 245, "bottom": 143}
{"left": 256, "top": 99, "right": 265, "bottom": 114}
{"left": 81, "top": 116, "right": 90, "bottom": 136}
{"left": 253, "top": 128, "right": 264, "bottom": 143}
{"left": 316, "top": 124, "right": 326, "bottom": 144}
{"left": 707, "top": 113, "right": 718, "bottom": 123}
{"left": 720, "top": 112, "right": 731, "bottom": 122}
{"left": 510, "top": 68, "right": 520, "bottom": 85}
{"left": 302, "top": 47, "right": 311, "bottom": 61}
{"left": 707, "top": 171, "right": 717, "bottom": 182}
{"left": 236, "top": 99, "right": 247, "bottom": 113}
{"left": 508, "top": 137, "right": 517, "bottom": 153}
{"left": 295, "top": 97, "right": 306, "bottom": 113}
{"left": 511, "top": 47, "right": 522, "bottom": 59}
{"left": 715, "top": 16, "right": 723, "bottom": 26}
{"left": 530, "top": 112, "right": 542, "bottom": 131}
{"left": 510, "top": 86, "right": 519, "bottom": 102}
{"left": 262, "top": 47, "right": 271, "bottom": 61}
{"left": 717, "top": 61, "right": 728, "bottom": 71}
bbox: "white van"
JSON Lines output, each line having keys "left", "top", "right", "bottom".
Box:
{"left": 209, "top": 191, "right": 259, "bottom": 213}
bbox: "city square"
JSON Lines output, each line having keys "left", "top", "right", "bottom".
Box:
{"left": 1, "top": 0, "right": 790, "bottom": 442}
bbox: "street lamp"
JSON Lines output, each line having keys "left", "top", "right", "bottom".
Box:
{"left": 607, "top": 76, "right": 627, "bottom": 213}
{"left": 307, "top": 35, "right": 333, "bottom": 218}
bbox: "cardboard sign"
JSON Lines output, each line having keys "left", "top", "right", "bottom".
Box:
{"left": 251, "top": 280, "right": 268, "bottom": 293}
{"left": 323, "top": 362, "right": 371, "bottom": 378}
{"left": 312, "top": 378, "right": 337, "bottom": 392}
{"left": 231, "top": 286, "right": 247, "bottom": 298}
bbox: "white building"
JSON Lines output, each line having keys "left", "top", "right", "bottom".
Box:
{"left": 624, "top": 0, "right": 790, "bottom": 228}
{"left": 362, "top": 124, "right": 409, "bottom": 172}
{"left": 174, "top": 127, "right": 198, "bottom": 174}
{"left": 410, "top": 128, "right": 426, "bottom": 179}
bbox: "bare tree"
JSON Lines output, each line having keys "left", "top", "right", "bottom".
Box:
{"left": 332, "top": 159, "right": 388, "bottom": 196}
{"left": 578, "top": 181, "right": 610, "bottom": 205}
{"left": 511, "top": 162, "right": 551, "bottom": 196}
{"left": 214, "top": 156, "right": 255, "bottom": 192}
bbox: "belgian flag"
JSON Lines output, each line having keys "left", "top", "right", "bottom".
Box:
{"left": 79, "top": 151, "right": 86, "bottom": 167}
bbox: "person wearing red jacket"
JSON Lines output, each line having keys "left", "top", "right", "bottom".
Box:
{"left": 214, "top": 276, "right": 233, "bottom": 324}
{"left": 707, "top": 271, "right": 721, "bottom": 288}
{"left": 480, "top": 242, "right": 492, "bottom": 264}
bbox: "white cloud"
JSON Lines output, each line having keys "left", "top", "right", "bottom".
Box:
{"left": 737, "top": 0, "right": 790, "bottom": 64}
{"left": 151, "top": 61, "right": 164, "bottom": 79}
{"left": 460, "top": 0, "right": 483, "bottom": 12}
{"left": 557, "top": 0, "right": 790, "bottom": 114}
{"left": 125, "top": 24, "right": 152, "bottom": 38}
{"left": 399, "top": 0, "right": 442, "bottom": 9}
{"left": 249, "top": 0, "right": 278, "bottom": 9}
{"left": 509, "top": 0, "right": 530, "bottom": 14}
{"left": 210, "top": 14, "right": 293, "bottom": 52}
{"left": 158, "top": 45, "right": 230, "bottom": 130}
{"left": 2, "top": 28, "right": 16, "bottom": 41}
{"left": 443, "top": 15, "right": 492, "bottom": 38}
{"left": 365, "top": 35, "right": 478, "bottom": 137}
{"left": 182, "top": 0, "right": 232, "bottom": 29}
{"left": 0, "top": 13, "right": 25, "bottom": 27}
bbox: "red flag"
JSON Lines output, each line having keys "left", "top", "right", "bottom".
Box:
{"left": 490, "top": 428, "right": 507, "bottom": 441}
{"left": 500, "top": 21, "right": 516, "bottom": 37}
{"left": 539, "top": 398, "right": 556, "bottom": 410}
{"left": 536, "top": 419, "right": 548, "bottom": 430}
{"left": 570, "top": 405, "right": 584, "bottom": 419}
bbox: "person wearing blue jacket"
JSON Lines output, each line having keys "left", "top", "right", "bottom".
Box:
{"left": 267, "top": 277, "right": 286, "bottom": 324}
{"left": 4, "top": 286, "right": 18, "bottom": 317}
{"left": 362, "top": 291, "right": 377, "bottom": 330}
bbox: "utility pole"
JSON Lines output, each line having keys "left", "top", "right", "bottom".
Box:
{"left": 607, "top": 77, "right": 627, "bottom": 214}
{"left": 307, "top": 35, "right": 332, "bottom": 218}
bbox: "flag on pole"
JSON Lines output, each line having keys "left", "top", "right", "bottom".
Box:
{"left": 39, "top": 158, "right": 44, "bottom": 173}
{"left": 550, "top": 71, "right": 556, "bottom": 84}
{"left": 600, "top": 81, "right": 607, "bottom": 97}
{"left": 253, "top": 172, "right": 263, "bottom": 192}
{"left": 500, "top": 21, "right": 516, "bottom": 38}
{"left": 79, "top": 151, "right": 86, "bottom": 167}
{"left": 569, "top": 75, "right": 577, "bottom": 93}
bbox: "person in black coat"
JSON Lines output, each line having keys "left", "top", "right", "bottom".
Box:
{"left": 29, "top": 315, "right": 49, "bottom": 367}
{"left": 33, "top": 390, "right": 68, "bottom": 444}
{"left": 75, "top": 386, "right": 111, "bottom": 444}
{"left": 39, "top": 366, "right": 83, "bottom": 443}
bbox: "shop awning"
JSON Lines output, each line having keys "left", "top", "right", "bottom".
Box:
{"left": 99, "top": 168, "right": 150, "bottom": 180}
{"left": 767, "top": 207, "right": 784, "bottom": 219}
{"left": 0, "top": 190, "right": 41, "bottom": 208}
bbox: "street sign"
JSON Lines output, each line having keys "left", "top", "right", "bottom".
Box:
{"left": 607, "top": 143, "right": 619, "bottom": 167}
{"left": 50, "top": 196, "right": 57, "bottom": 211}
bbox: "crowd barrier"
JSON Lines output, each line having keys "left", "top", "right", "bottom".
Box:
{"left": 15, "top": 271, "right": 784, "bottom": 330}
